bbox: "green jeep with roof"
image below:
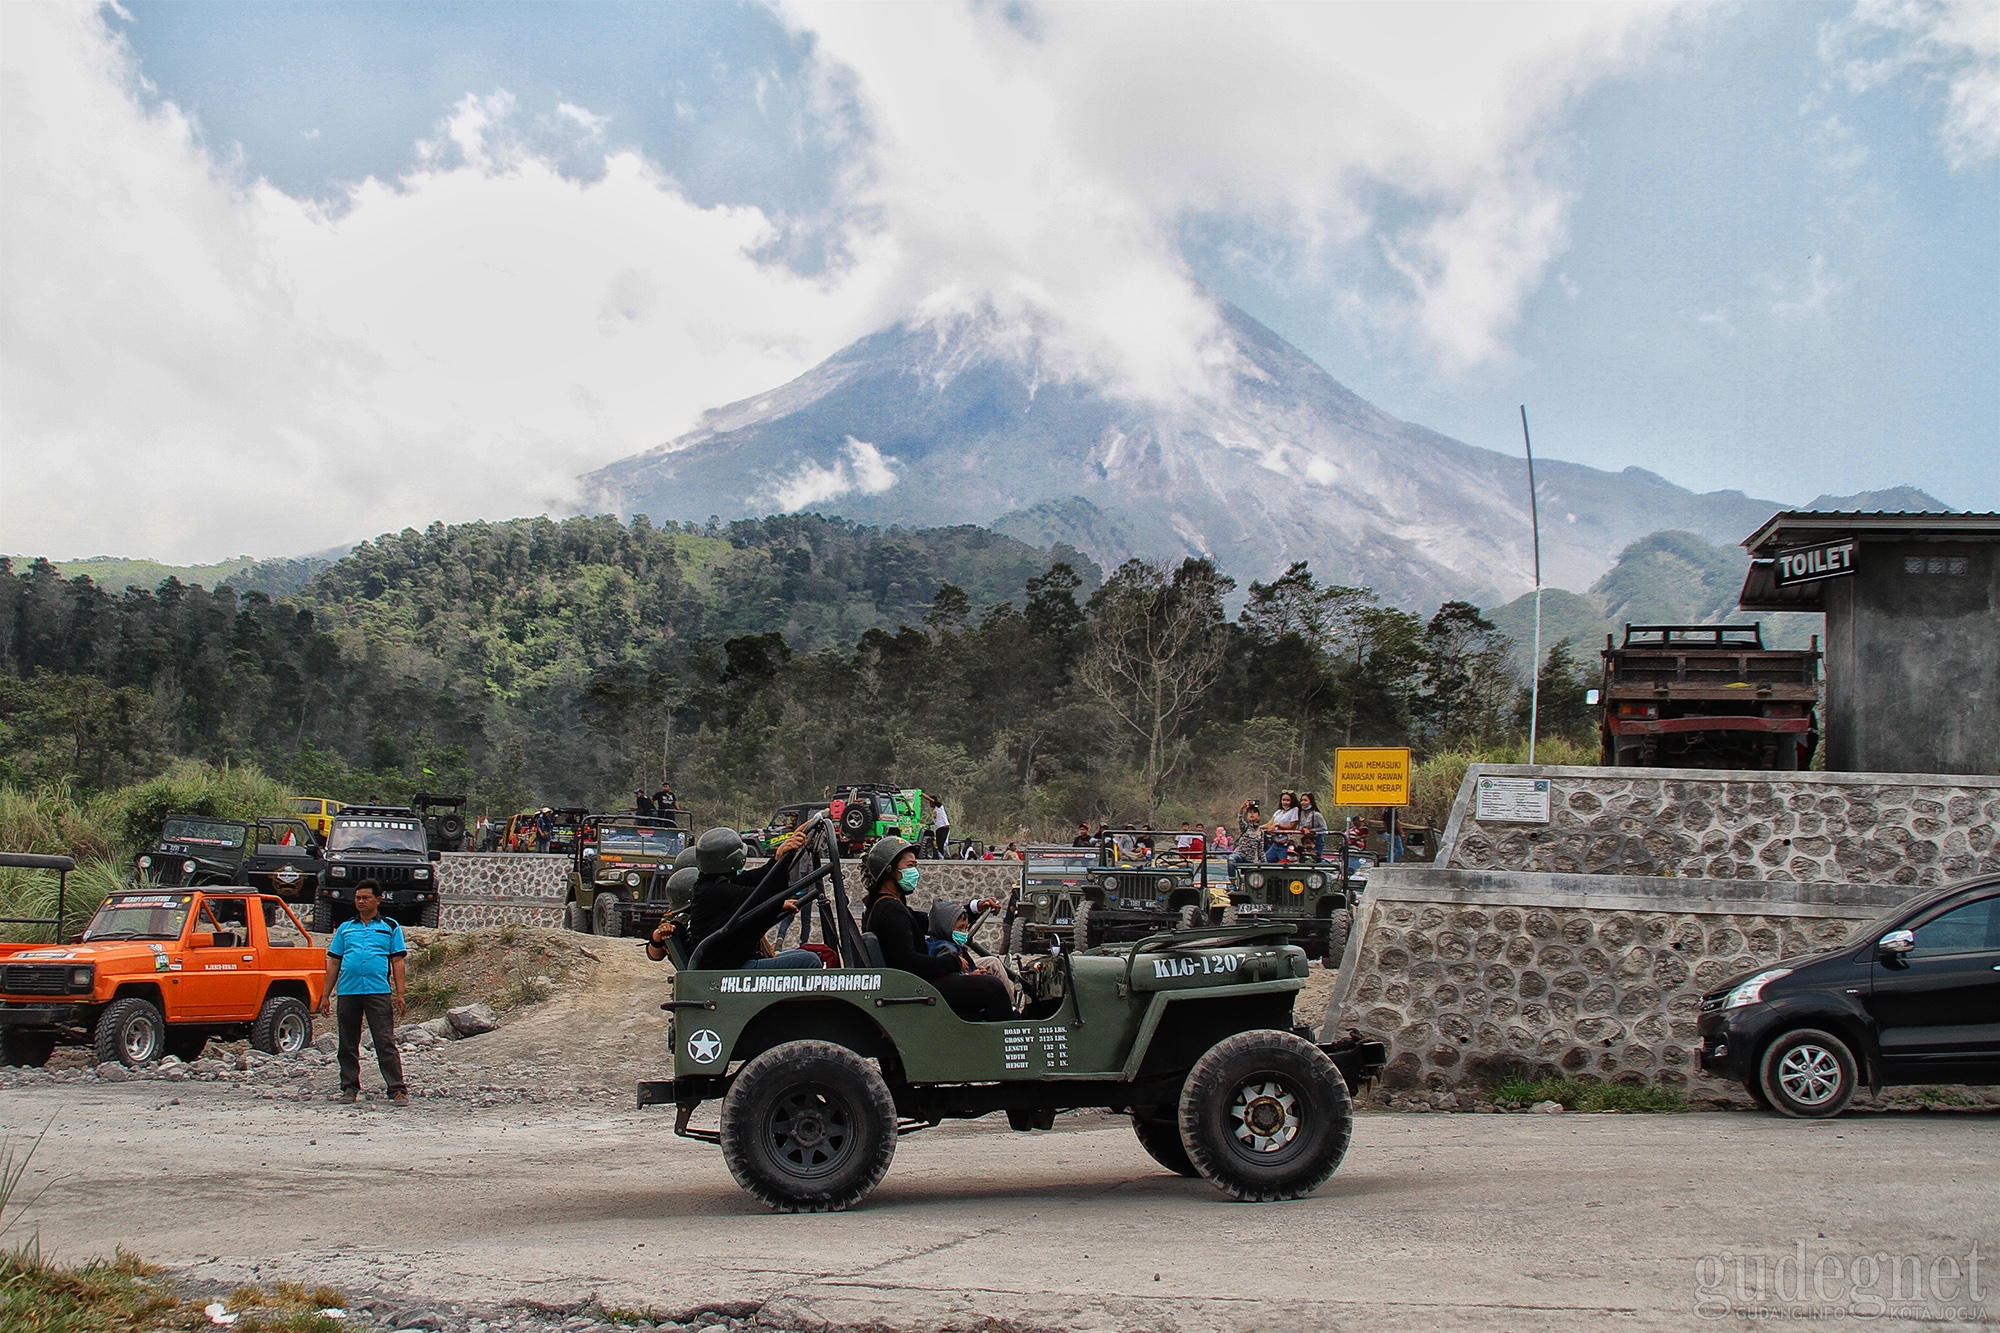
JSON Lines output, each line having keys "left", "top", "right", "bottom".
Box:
{"left": 1005, "top": 831, "right": 1224, "bottom": 955}
{"left": 638, "top": 817, "right": 1384, "bottom": 1212}
{"left": 569, "top": 810, "right": 695, "bottom": 937}
{"left": 828, "top": 784, "right": 926, "bottom": 858}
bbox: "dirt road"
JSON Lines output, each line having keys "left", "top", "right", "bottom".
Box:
{"left": 6, "top": 939, "right": 1996, "bottom": 1331}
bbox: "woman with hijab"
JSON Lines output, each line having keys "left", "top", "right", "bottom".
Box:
{"left": 860, "top": 838, "right": 1012, "bottom": 1021}
{"left": 1298, "top": 792, "right": 1328, "bottom": 861}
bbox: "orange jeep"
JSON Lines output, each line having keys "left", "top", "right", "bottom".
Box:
{"left": 0, "top": 888, "right": 326, "bottom": 1069}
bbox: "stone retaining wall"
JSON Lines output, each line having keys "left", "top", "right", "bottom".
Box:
{"left": 437, "top": 854, "right": 570, "bottom": 931}
{"left": 1438, "top": 764, "right": 2000, "bottom": 888}
{"left": 1323, "top": 865, "right": 1913, "bottom": 1099}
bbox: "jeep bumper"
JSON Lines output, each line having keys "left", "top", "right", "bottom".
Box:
{"left": 0, "top": 1002, "right": 89, "bottom": 1030}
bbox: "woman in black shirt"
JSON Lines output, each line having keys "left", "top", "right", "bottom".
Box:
{"left": 860, "top": 837, "right": 1011, "bottom": 1022}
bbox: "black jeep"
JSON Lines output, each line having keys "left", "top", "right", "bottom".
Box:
{"left": 313, "top": 805, "right": 442, "bottom": 930}
{"left": 136, "top": 815, "right": 325, "bottom": 909}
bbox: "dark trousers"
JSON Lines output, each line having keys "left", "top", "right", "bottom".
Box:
{"left": 934, "top": 828, "right": 949, "bottom": 858}
{"left": 337, "top": 994, "right": 406, "bottom": 1094}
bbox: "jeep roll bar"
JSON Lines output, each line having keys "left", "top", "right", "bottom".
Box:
{"left": 0, "top": 852, "right": 76, "bottom": 942}
{"left": 684, "top": 811, "right": 869, "bottom": 971}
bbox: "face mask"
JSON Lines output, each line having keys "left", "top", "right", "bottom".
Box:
{"left": 897, "top": 867, "right": 920, "bottom": 892}
{"left": 951, "top": 929, "right": 970, "bottom": 945}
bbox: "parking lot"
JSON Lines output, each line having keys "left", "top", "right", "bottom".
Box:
{"left": 9, "top": 1078, "right": 1996, "bottom": 1332}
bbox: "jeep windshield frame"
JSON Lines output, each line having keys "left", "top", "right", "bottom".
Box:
{"left": 83, "top": 893, "right": 196, "bottom": 941}
{"left": 160, "top": 818, "right": 248, "bottom": 850}
{"left": 327, "top": 818, "right": 427, "bottom": 854}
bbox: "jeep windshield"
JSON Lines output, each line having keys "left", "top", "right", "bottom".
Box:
{"left": 327, "top": 819, "right": 426, "bottom": 853}
{"left": 83, "top": 894, "right": 195, "bottom": 941}
{"left": 160, "top": 819, "right": 246, "bottom": 850}
{"left": 596, "top": 824, "right": 684, "bottom": 857}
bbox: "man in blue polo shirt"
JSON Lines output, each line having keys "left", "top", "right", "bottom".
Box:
{"left": 317, "top": 881, "right": 410, "bottom": 1105}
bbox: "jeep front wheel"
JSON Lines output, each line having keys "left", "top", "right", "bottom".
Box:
{"left": 720, "top": 1040, "right": 898, "bottom": 1213}
{"left": 594, "top": 892, "right": 622, "bottom": 938}
{"left": 94, "top": 997, "right": 168, "bottom": 1067}
{"left": 310, "top": 899, "right": 337, "bottom": 933}
{"left": 1322, "top": 909, "right": 1352, "bottom": 969}
{"left": 251, "top": 996, "right": 313, "bottom": 1056}
{"left": 1178, "top": 1030, "right": 1353, "bottom": 1201}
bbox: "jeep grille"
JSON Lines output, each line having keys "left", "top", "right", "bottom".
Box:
{"left": 1, "top": 964, "right": 72, "bottom": 995}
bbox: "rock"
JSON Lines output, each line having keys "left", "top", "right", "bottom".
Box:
{"left": 1530, "top": 1099, "right": 1565, "bottom": 1114}
{"left": 313, "top": 1034, "right": 338, "bottom": 1055}
{"left": 446, "top": 1003, "right": 501, "bottom": 1037}
{"left": 97, "top": 1063, "right": 130, "bottom": 1082}
{"left": 418, "top": 1017, "right": 457, "bottom": 1040}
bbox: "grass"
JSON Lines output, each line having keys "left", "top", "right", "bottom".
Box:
{"left": 1490, "top": 1073, "right": 1687, "bottom": 1113}
{"left": 0, "top": 1260, "right": 351, "bottom": 1333}
{"left": 399, "top": 924, "right": 590, "bottom": 1022}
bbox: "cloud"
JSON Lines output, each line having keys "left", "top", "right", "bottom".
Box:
{"left": 1762, "top": 255, "right": 1846, "bottom": 317}
{"left": 769, "top": 436, "right": 897, "bottom": 512}
{"left": 0, "top": 5, "right": 889, "bottom": 562}
{"left": 1821, "top": 0, "right": 2000, "bottom": 169}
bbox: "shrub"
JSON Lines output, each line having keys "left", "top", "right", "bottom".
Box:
{"left": 1490, "top": 1072, "right": 1686, "bottom": 1113}
{"left": 107, "top": 760, "right": 291, "bottom": 852}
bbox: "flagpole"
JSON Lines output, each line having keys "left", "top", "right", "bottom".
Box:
{"left": 1520, "top": 405, "right": 1542, "bottom": 766}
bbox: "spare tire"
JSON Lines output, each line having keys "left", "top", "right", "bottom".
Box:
{"left": 436, "top": 813, "right": 466, "bottom": 848}
{"left": 840, "top": 802, "right": 871, "bottom": 835}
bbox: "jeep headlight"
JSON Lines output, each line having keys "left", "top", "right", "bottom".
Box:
{"left": 1035, "top": 894, "right": 1049, "bottom": 906}
{"left": 1156, "top": 877, "right": 1172, "bottom": 892}
{"left": 414, "top": 868, "right": 430, "bottom": 879}
{"left": 70, "top": 966, "right": 94, "bottom": 989}
{"left": 1722, "top": 968, "right": 1793, "bottom": 1010}
{"left": 181, "top": 860, "right": 196, "bottom": 874}
{"left": 137, "top": 855, "right": 152, "bottom": 869}
{"left": 1307, "top": 873, "right": 1323, "bottom": 889}
{"left": 1248, "top": 873, "right": 1265, "bottom": 889}
{"left": 626, "top": 871, "right": 641, "bottom": 887}
{"left": 330, "top": 866, "right": 347, "bottom": 878}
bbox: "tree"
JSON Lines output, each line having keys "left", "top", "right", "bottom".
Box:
{"left": 1516, "top": 638, "right": 1595, "bottom": 745}
{"left": 1078, "top": 559, "right": 1233, "bottom": 816}
{"left": 1414, "top": 601, "right": 1517, "bottom": 750}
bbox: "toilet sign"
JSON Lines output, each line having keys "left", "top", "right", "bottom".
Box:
{"left": 1333, "top": 748, "right": 1410, "bottom": 806}
{"left": 1773, "top": 538, "right": 1858, "bottom": 587}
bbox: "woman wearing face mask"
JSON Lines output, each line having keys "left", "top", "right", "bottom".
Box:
{"left": 860, "top": 837, "right": 1013, "bottom": 1021}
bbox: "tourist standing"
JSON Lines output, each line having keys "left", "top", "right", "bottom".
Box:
{"left": 317, "top": 882, "right": 409, "bottom": 1106}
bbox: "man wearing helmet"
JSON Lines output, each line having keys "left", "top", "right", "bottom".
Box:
{"left": 668, "top": 826, "right": 823, "bottom": 971}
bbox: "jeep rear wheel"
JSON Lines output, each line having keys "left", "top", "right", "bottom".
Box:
{"left": 720, "top": 1040, "right": 897, "bottom": 1213}
{"left": 1178, "top": 1030, "right": 1353, "bottom": 1201}
{"left": 251, "top": 996, "right": 313, "bottom": 1056}
{"left": 566, "top": 901, "right": 588, "bottom": 932}
{"left": 1131, "top": 1110, "right": 1197, "bottom": 1177}
{"left": 0, "top": 1028, "right": 56, "bottom": 1068}
{"left": 94, "top": 997, "right": 167, "bottom": 1067}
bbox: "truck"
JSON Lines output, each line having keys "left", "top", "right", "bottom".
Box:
{"left": 0, "top": 887, "right": 324, "bottom": 1068}
{"left": 1598, "top": 624, "right": 1821, "bottom": 770}
{"left": 638, "top": 819, "right": 1385, "bottom": 1211}
{"left": 315, "top": 804, "right": 443, "bottom": 930}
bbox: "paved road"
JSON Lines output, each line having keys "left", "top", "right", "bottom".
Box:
{"left": 8, "top": 1082, "right": 1996, "bottom": 1332}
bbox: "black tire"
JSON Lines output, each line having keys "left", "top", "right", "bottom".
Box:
{"left": 1758, "top": 1028, "right": 1857, "bottom": 1119}
{"left": 1176, "top": 905, "right": 1197, "bottom": 929}
{"left": 1322, "top": 909, "right": 1353, "bottom": 970}
{"left": 566, "top": 901, "right": 588, "bottom": 933}
{"left": 1132, "top": 1111, "right": 1198, "bottom": 1176}
{"left": 94, "top": 996, "right": 168, "bottom": 1067}
{"left": 168, "top": 1031, "right": 209, "bottom": 1063}
{"left": 1071, "top": 901, "right": 1093, "bottom": 954}
{"left": 720, "top": 1040, "right": 898, "bottom": 1213}
{"left": 419, "top": 900, "right": 441, "bottom": 929}
{"left": 594, "top": 892, "right": 622, "bottom": 938}
{"left": 0, "top": 1028, "right": 56, "bottom": 1068}
{"left": 310, "top": 898, "right": 336, "bottom": 933}
{"left": 250, "top": 996, "right": 313, "bottom": 1056}
{"left": 1178, "top": 1029, "right": 1353, "bottom": 1201}
{"left": 1006, "top": 917, "right": 1032, "bottom": 956}
{"left": 1742, "top": 1079, "right": 1772, "bottom": 1111}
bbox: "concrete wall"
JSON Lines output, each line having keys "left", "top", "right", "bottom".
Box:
{"left": 1826, "top": 538, "right": 1998, "bottom": 775}
{"left": 1324, "top": 866, "right": 1911, "bottom": 1098}
{"left": 1437, "top": 764, "right": 2000, "bottom": 888}
{"left": 437, "top": 854, "right": 570, "bottom": 930}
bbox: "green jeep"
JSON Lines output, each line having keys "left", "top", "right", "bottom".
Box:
{"left": 829, "top": 784, "right": 925, "bottom": 858}
{"left": 1005, "top": 831, "right": 1225, "bottom": 954}
{"left": 1231, "top": 854, "right": 1374, "bottom": 970}
{"left": 639, "top": 821, "right": 1384, "bottom": 1212}
{"left": 570, "top": 811, "right": 695, "bottom": 937}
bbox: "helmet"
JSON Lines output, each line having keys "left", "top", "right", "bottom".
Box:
{"left": 673, "top": 847, "right": 699, "bottom": 871}
{"left": 695, "top": 826, "right": 747, "bottom": 876}
{"left": 666, "top": 865, "right": 700, "bottom": 899}
{"left": 862, "top": 836, "right": 914, "bottom": 890}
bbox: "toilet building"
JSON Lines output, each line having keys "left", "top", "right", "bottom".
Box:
{"left": 1739, "top": 511, "right": 1999, "bottom": 776}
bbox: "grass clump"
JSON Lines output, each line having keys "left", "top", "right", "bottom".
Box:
{"left": 1491, "top": 1073, "right": 1686, "bottom": 1113}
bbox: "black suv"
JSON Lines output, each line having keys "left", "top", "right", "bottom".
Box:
{"left": 314, "top": 805, "right": 442, "bottom": 930}
{"left": 1698, "top": 874, "right": 2000, "bottom": 1117}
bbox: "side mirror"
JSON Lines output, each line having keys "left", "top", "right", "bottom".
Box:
{"left": 1878, "top": 929, "right": 1915, "bottom": 957}
{"left": 1585, "top": 689, "right": 1601, "bottom": 706}
{"left": 581, "top": 846, "right": 597, "bottom": 859}
{"left": 429, "top": 850, "right": 442, "bottom": 863}
{"left": 188, "top": 932, "right": 215, "bottom": 949}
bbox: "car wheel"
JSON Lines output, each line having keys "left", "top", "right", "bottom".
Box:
{"left": 94, "top": 996, "right": 168, "bottom": 1067}
{"left": 594, "top": 892, "right": 622, "bottom": 938}
{"left": 0, "top": 1028, "right": 56, "bottom": 1068}
{"left": 419, "top": 900, "right": 441, "bottom": 929}
{"left": 564, "top": 901, "right": 586, "bottom": 932}
{"left": 167, "top": 1031, "right": 209, "bottom": 1063}
{"left": 720, "top": 1040, "right": 898, "bottom": 1213}
{"left": 1071, "top": 901, "right": 1093, "bottom": 954}
{"left": 1758, "top": 1028, "right": 1858, "bottom": 1118}
{"left": 1176, "top": 905, "right": 1197, "bottom": 929}
{"left": 1132, "top": 1110, "right": 1198, "bottom": 1177}
{"left": 1322, "top": 909, "right": 1353, "bottom": 970}
{"left": 310, "top": 899, "right": 336, "bottom": 933}
{"left": 1178, "top": 1029, "right": 1353, "bottom": 1201}
{"left": 1742, "top": 1079, "right": 1771, "bottom": 1111}
{"left": 1006, "top": 917, "right": 1032, "bottom": 956}
{"left": 250, "top": 996, "right": 313, "bottom": 1056}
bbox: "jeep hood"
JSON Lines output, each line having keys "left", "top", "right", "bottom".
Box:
{"left": 0, "top": 940, "right": 173, "bottom": 964}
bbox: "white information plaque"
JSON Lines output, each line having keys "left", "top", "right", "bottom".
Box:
{"left": 1474, "top": 776, "right": 1552, "bottom": 824}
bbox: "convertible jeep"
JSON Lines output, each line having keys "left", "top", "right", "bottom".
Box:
{"left": 640, "top": 821, "right": 1384, "bottom": 1212}
{"left": 570, "top": 810, "right": 694, "bottom": 937}
{"left": 1006, "top": 831, "right": 1224, "bottom": 954}
{"left": 741, "top": 802, "right": 830, "bottom": 858}
{"left": 0, "top": 887, "right": 323, "bottom": 1067}
{"left": 314, "top": 805, "right": 442, "bottom": 930}
{"left": 1231, "top": 859, "right": 1363, "bottom": 970}
{"left": 135, "top": 814, "right": 326, "bottom": 908}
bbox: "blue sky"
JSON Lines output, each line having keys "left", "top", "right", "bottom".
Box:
{"left": 2, "top": 1, "right": 1993, "bottom": 563}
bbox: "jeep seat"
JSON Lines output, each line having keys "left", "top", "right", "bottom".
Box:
{"left": 859, "top": 932, "right": 887, "bottom": 968}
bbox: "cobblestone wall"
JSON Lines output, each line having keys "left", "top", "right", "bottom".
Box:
{"left": 437, "top": 854, "right": 570, "bottom": 930}
{"left": 1439, "top": 765, "right": 2000, "bottom": 887}
{"left": 1325, "top": 867, "right": 1912, "bottom": 1099}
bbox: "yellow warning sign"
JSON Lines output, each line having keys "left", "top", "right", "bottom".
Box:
{"left": 1332, "top": 747, "right": 1411, "bottom": 807}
